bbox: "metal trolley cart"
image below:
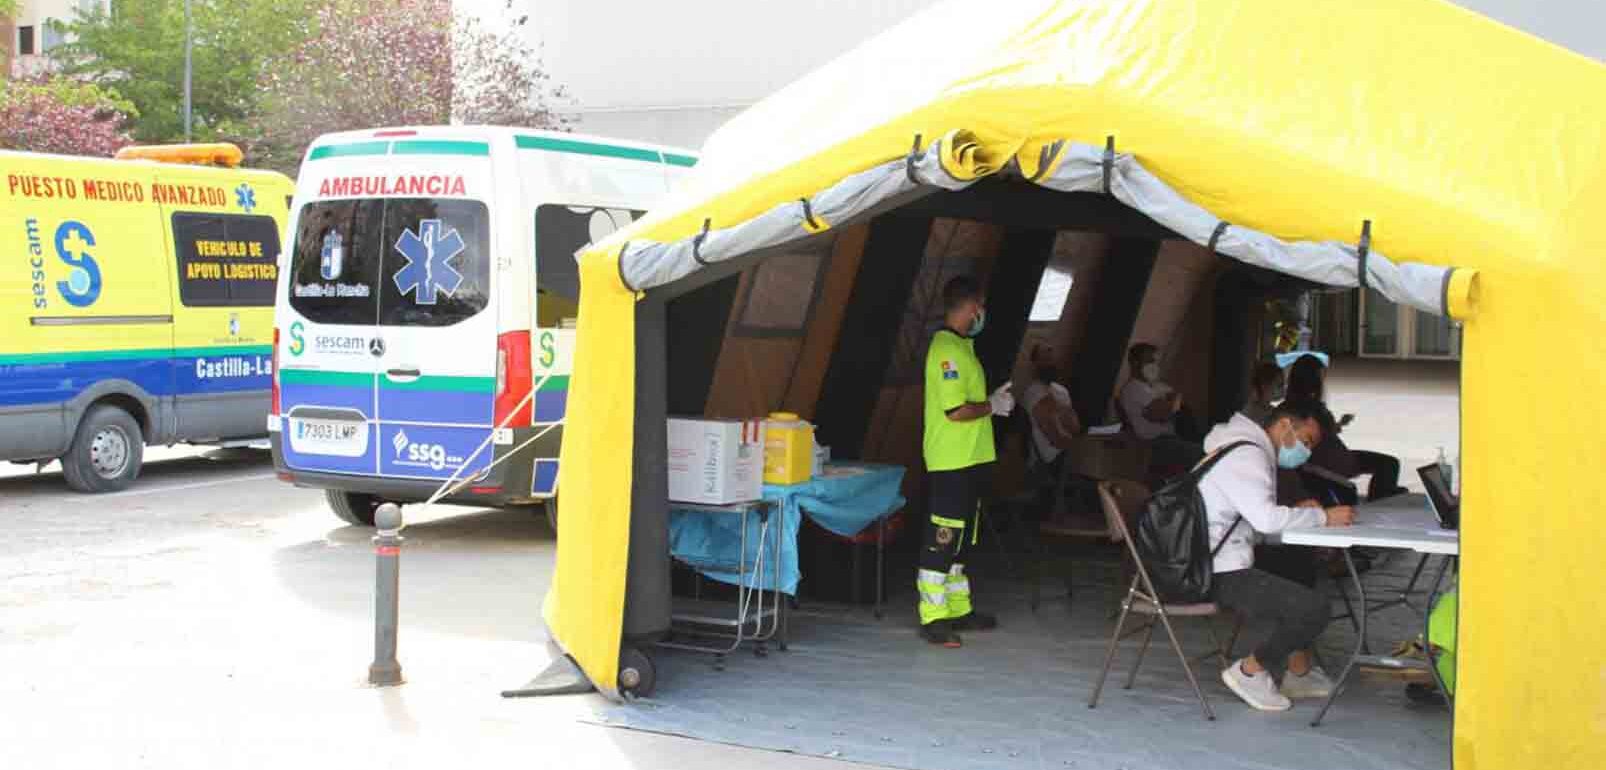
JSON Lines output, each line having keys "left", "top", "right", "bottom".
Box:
{"left": 659, "top": 499, "right": 789, "bottom": 669}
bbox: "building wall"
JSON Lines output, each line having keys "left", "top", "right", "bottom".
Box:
{"left": 501, "top": 0, "right": 1603, "bottom": 150}
{"left": 503, "top": 0, "right": 935, "bottom": 149}
{"left": 9, "top": 0, "right": 99, "bottom": 77}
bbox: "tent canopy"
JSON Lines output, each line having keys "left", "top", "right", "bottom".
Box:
{"left": 548, "top": 3, "right": 1606, "bottom": 769}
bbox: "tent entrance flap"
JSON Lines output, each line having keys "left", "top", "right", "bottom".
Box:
{"left": 625, "top": 297, "right": 673, "bottom": 642}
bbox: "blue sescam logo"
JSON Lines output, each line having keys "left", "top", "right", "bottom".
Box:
{"left": 54, "top": 220, "right": 102, "bottom": 308}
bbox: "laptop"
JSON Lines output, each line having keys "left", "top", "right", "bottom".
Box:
{"left": 1417, "top": 464, "right": 1460, "bottom": 530}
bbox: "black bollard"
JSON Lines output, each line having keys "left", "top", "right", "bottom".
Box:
{"left": 368, "top": 503, "right": 405, "bottom": 687}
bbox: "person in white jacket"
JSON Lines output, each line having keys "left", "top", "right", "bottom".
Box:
{"left": 1199, "top": 401, "right": 1355, "bottom": 712}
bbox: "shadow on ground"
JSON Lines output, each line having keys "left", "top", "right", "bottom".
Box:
{"left": 271, "top": 505, "right": 557, "bottom": 643}
{"left": 0, "top": 450, "right": 272, "bottom": 501}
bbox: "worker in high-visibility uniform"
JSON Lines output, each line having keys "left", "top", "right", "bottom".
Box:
{"left": 918, "top": 276, "right": 1014, "bottom": 647}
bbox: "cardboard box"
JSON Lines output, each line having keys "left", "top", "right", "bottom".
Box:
{"left": 667, "top": 418, "right": 764, "bottom": 505}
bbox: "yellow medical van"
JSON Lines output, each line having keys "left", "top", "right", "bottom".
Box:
{"left": 0, "top": 144, "right": 294, "bottom": 491}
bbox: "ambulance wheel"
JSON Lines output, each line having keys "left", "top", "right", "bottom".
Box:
{"left": 544, "top": 496, "right": 558, "bottom": 534}
{"left": 618, "top": 646, "right": 656, "bottom": 698}
{"left": 63, "top": 405, "right": 143, "bottom": 493}
{"left": 326, "top": 490, "right": 381, "bottom": 527}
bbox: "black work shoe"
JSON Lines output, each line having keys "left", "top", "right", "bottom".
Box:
{"left": 920, "top": 620, "right": 963, "bottom": 648}
{"left": 951, "top": 611, "right": 999, "bottom": 631}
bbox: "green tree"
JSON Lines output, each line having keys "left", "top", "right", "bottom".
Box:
{"left": 255, "top": 0, "right": 568, "bottom": 173}
{"left": 51, "top": 0, "right": 314, "bottom": 143}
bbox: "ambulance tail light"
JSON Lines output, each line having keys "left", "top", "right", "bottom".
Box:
{"left": 270, "top": 327, "right": 282, "bottom": 416}
{"left": 373, "top": 129, "right": 417, "bottom": 138}
{"left": 495, "top": 331, "right": 533, "bottom": 428}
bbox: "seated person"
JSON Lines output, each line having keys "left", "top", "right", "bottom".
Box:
{"left": 1200, "top": 400, "right": 1356, "bottom": 711}
{"left": 1118, "top": 343, "right": 1203, "bottom": 469}
{"left": 1235, "top": 361, "right": 1331, "bottom": 587}
{"left": 1021, "top": 344, "right": 1085, "bottom": 518}
{"left": 1285, "top": 354, "right": 1407, "bottom": 502}
{"left": 1021, "top": 343, "right": 1083, "bottom": 471}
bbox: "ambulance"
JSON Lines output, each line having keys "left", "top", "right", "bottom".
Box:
{"left": 270, "top": 127, "right": 696, "bottom": 526}
{"left": 0, "top": 144, "right": 293, "bottom": 491}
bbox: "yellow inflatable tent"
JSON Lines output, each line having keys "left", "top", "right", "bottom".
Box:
{"left": 548, "top": 1, "right": 1606, "bottom": 767}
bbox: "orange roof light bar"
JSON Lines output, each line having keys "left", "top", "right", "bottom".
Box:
{"left": 115, "top": 143, "right": 245, "bottom": 168}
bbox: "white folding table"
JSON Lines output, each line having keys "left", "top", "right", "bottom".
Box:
{"left": 1280, "top": 494, "right": 1459, "bottom": 726}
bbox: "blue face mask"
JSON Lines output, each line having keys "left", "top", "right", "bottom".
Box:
{"left": 967, "top": 309, "right": 986, "bottom": 338}
{"left": 1277, "top": 436, "right": 1312, "bottom": 469}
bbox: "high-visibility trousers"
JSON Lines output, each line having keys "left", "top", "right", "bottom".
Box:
{"left": 918, "top": 465, "right": 985, "bottom": 625}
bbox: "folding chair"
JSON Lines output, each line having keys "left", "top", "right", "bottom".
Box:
{"left": 1028, "top": 463, "right": 1124, "bottom": 613}
{"left": 1088, "top": 479, "right": 1239, "bottom": 721}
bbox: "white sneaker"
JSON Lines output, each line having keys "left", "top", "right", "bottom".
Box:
{"left": 1280, "top": 667, "right": 1335, "bottom": 699}
{"left": 1221, "top": 659, "right": 1293, "bottom": 712}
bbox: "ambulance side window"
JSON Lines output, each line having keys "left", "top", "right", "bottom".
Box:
{"left": 172, "top": 213, "right": 282, "bottom": 307}
{"left": 533, "top": 204, "right": 641, "bottom": 327}
{"left": 288, "top": 200, "right": 384, "bottom": 325}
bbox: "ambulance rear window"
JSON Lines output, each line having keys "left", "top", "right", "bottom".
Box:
{"left": 290, "top": 198, "right": 490, "bottom": 327}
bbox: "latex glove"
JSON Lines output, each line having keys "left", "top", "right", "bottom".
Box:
{"left": 988, "top": 382, "right": 1015, "bottom": 417}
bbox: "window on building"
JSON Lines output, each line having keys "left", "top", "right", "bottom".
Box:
{"left": 18, "top": 26, "right": 36, "bottom": 56}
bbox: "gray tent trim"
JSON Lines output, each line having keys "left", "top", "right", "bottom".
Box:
{"left": 614, "top": 135, "right": 1453, "bottom": 315}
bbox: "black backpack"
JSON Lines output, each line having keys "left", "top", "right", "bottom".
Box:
{"left": 1132, "top": 441, "right": 1255, "bottom": 603}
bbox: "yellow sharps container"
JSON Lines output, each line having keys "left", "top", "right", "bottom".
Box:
{"left": 763, "top": 412, "right": 814, "bottom": 485}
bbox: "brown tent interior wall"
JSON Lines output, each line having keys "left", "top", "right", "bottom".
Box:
{"left": 1120, "top": 241, "right": 1225, "bottom": 418}
{"left": 677, "top": 189, "right": 1314, "bottom": 518}
{"left": 1007, "top": 231, "right": 1112, "bottom": 386}
{"left": 701, "top": 227, "right": 869, "bottom": 421}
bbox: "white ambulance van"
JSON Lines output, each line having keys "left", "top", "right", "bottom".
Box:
{"left": 270, "top": 127, "right": 696, "bottom": 526}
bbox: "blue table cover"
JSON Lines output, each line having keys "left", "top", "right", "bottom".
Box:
{"left": 669, "top": 462, "right": 906, "bottom": 595}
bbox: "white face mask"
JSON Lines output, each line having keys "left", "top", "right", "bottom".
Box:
{"left": 1141, "top": 363, "right": 1160, "bottom": 381}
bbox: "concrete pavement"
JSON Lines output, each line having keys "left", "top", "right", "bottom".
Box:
{"left": 0, "top": 451, "right": 864, "bottom": 770}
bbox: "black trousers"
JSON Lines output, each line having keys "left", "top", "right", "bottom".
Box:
{"left": 1352, "top": 450, "right": 1403, "bottom": 501}
{"left": 917, "top": 464, "right": 988, "bottom": 624}
{"left": 1213, "top": 568, "right": 1329, "bottom": 681}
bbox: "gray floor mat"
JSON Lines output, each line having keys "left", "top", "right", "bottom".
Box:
{"left": 590, "top": 553, "right": 1452, "bottom": 770}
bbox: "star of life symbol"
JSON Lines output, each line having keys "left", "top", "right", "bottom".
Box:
{"left": 392, "top": 219, "right": 465, "bottom": 305}
{"left": 320, "top": 230, "right": 343, "bottom": 280}
{"left": 235, "top": 183, "right": 256, "bottom": 213}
